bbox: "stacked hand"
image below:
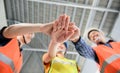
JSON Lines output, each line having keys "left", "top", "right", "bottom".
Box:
{"left": 51, "top": 14, "right": 80, "bottom": 43}
{"left": 69, "top": 22, "right": 80, "bottom": 42}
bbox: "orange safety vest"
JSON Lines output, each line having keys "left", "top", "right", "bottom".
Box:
{"left": 0, "top": 38, "right": 23, "bottom": 73}
{"left": 93, "top": 42, "right": 120, "bottom": 73}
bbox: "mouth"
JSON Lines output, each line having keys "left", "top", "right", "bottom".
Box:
{"left": 93, "top": 35, "right": 100, "bottom": 42}
{"left": 95, "top": 37, "right": 100, "bottom": 42}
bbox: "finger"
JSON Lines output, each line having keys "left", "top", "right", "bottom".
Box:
{"left": 68, "top": 27, "right": 75, "bottom": 31}
{"left": 61, "top": 14, "right": 67, "bottom": 30}
{"left": 65, "top": 16, "right": 70, "bottom": 31}
{"left": 58, "top": 30, "right": 74, "bottom": 43}
{"left": 53, "top": 20, "right": 58, "bottom": 32}
{"left": 58, "top": 15, "right": 66, "bottom": 30}
{"left": 58, "top": 15, "right": 63, "bottom": 27}
{"left": 69, "top": 22, "right": 76, "bottom": 29}
{"left": 69, "top": 22, "right": 77, "bottom": 30}
{"left": 57, "top": 15, "right": 63, "bottom": 31}
{"left": 69, "top": 22, "right": 75, "bottom": 26}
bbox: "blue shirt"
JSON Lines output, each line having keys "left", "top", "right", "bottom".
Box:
{"left": 72, "top": 37, "right": 113, "bottom": 64}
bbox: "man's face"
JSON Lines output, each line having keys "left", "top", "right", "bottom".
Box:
{"left": 89, "top": 30, "right": 104, "bottom": 44}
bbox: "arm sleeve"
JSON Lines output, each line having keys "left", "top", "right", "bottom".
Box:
{"left": 72, "top": 37, "right": 99, "bottom": 63}
{"left": 0, "top": 26, "right": 12, "bottom": 46}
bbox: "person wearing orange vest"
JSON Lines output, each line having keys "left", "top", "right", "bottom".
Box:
{"left": 65, "top": 23, "right": 120, "bottom": 73}
{"left": 0, "top": 23, "right": 53, "bottom": 73}
{"left": 0, "top": 31, "right": 34, "bottom": 73}
{"left": 42, "top": 19, "right": 80, "bottom": 73}
{"left": 0, "top": 14, "right": 70, "bottom": 73}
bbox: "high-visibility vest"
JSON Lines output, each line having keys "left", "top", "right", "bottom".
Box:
{"left": 93, "top": 42, "right": 120, "bottom": 73}
{"left": 0, "top": 38, "right": 22, "bottom": 73}
{"left": 44, "top": 57, "right": 79, "bottom": 73}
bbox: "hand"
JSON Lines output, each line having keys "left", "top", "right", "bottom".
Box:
{"left": 51, "top": 20, "right": 74, "bottom": 43}
{"left": 53, "top": 14, "right": 70, "bottom": 32}
{"left": 69, "top": 22, "right": 81, "bottom": 42}
{"left": 42, "top": 14, "right": 70, "bottom": 36}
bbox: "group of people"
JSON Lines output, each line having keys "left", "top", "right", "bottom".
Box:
{"left": 0, "top": 14, "right": 120, "bottom": 73}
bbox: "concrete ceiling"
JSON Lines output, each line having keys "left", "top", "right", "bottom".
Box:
{"left": 4, "top": 0, "right": 120, "bottom": 73}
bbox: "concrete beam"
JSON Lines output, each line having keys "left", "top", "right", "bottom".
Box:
{"left": 99, "top": 0, "right": 113, "bottom": 30}
{"left": 29, "top": 0, "right": 119, "bottom": 13}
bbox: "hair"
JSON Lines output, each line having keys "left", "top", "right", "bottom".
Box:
{"left": 87, "top": 29, "right": 100, "bottom": 40}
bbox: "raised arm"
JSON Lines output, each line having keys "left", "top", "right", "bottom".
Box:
{"left": 3, "top": 22, "right": 54, "bottom": 39}
{"left": 42, "top": 15, "right": 74, "bottom": 63}
{"left": 69, "top": 23, "right": 98, "bottom": 62}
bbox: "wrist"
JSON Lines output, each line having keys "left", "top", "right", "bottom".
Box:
{"left": 71, "top": 36, "right": 80, "bottom": 43}
{"left": 71, "top": 39, "right": 78, "bottom": 43}
{"left": 51, "top": 39, "right": 59, "bottom": 45}
{"left": 39, "top": 24, "right": 44, "bottom": 32}
{"left": 40, "top": 22, "right": 54, "bottom": 35}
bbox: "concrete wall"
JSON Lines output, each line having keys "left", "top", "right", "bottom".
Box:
{"left": 0, "top": 0, "right": 7, "bottom": 29}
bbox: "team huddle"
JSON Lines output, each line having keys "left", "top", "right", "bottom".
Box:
{"left": 0, "top": 14, "right": 120, "bottom": 73}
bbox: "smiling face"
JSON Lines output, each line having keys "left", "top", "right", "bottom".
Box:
{"left": 88, "top": 30, "right": 105, "bottom": 44}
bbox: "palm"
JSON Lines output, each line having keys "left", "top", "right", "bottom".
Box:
{"left": 52, "top": 30, "right": 73, "bottom": 43}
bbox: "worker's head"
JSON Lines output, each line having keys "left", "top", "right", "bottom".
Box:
{"left": 87, "top": 28, "right": 106, "bottom": 44}
{"left": 57, "top": 42, "right": 68, "bottom": 56}
{"left": 17, "top": 33, "right": 35, "bottom": 47}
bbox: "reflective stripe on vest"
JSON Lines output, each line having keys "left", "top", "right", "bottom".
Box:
{"left": 101, "top": 54, "right": 120, "bottom": 73}
{"left": 0, "top": 53, "right": 15, "bottom": 71}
